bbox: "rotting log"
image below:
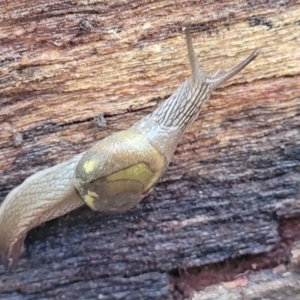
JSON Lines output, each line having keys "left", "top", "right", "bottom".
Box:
{"left": 0, "top": 0, "right": 300, "bottom": 299}
{"left": 189, "top": 266, "right": 300, "bottom": 300}
{"left": 189, "top": 241, "right": 300, "bottom": 300}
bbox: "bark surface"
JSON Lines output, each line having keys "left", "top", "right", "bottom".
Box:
{"left": 190, "top": 241, "right": 300, "bottom": 300}
{"left": 0, "top": 0, "right": 299, "bottom": 299}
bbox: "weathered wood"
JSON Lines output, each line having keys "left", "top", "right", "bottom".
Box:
{"left": 0, "top": 0, "right": 300, "bottom": 299}
{"left": 189, "top": 266, "right": 300, "bottom": 300}
{"left": 189, "top": 241, "right": 300, "bottom": 299}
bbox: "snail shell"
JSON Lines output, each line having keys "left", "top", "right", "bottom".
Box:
{"left": 0, "top": 27, "right": 259, "bottom": 269}
{"left": 73, "top": 131, "right": 166, "bottom": 212}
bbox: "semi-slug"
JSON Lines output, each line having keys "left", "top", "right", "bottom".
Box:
{"left": 0, "top": 28, "right": 259, "bottom": 270}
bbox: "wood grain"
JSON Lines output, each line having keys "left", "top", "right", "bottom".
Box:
{"left": 0, "top": 0, "right": 299, "bottom": 299}
{"left": 190, "top": 241, "right": 300, "bottom": 299}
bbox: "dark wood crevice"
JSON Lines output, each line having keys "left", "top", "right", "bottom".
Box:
{"left": 0, "top": 1, "right": 299, "bottom": 299}
{"left": 170, "top": 216, "right": 300, "bottom": 298}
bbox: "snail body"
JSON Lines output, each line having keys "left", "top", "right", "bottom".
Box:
{"left": 0, "top": 154, "right": 84, "bottom": 269}
{"left": 0, "top": 28, "right": 259, "bottom": 269}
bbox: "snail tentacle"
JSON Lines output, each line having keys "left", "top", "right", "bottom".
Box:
{"left": 0, "top": 28, "right": 259, "bottom": 269}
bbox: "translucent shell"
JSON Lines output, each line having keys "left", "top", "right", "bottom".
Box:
{"left": 73, "top": 130, "right": 167, "bottom": 212}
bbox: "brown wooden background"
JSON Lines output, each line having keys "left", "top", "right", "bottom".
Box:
{"left": 0, "top": 0, "right": 299, "bottom": 299}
